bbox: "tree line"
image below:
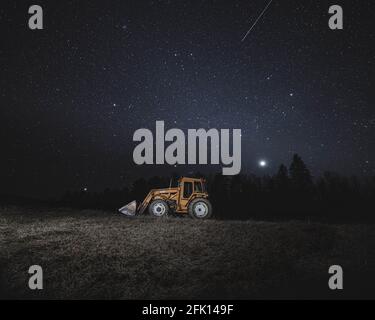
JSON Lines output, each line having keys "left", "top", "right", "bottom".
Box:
{"left": 59, "top": 154, "right": 374, "bottom": 222}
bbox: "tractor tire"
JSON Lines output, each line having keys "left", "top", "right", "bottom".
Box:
{"left": 149, "top": 199, "right": 169, "bottom": 217}
{"left": 188, "top": 198, "right": 212, "bottom": 219}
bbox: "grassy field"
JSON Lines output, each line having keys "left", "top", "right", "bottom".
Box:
{"left": 1, "top": 206, "right": 374, "bottom": 299}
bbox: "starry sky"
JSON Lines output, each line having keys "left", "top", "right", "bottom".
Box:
{"left": 1, "top": 0, "right": 374, "bottom": 197}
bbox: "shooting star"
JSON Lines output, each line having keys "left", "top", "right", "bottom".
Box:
{"left": 241, "top": 0, "right": 273, "bottom": 42}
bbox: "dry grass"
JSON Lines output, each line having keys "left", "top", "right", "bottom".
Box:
{"left": 1, "top": 206, "right": 374, "bottom": 299}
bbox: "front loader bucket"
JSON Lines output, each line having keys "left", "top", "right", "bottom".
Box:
{"left": 118, "top": 200, "right": 137, "bottom": 216}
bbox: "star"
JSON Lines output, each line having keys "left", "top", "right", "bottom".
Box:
{"left": 259, "top": 160, "right": 267, "bottom": 167}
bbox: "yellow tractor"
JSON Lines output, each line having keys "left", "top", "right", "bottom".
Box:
{"left": 119, "top": 177, "right": 212, "bottom": 219}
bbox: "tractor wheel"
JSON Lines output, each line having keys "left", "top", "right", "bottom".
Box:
{"left": 188, "top": 198, "right": 212, "bottom": 219}
{"left": 149, "top": 199, "right": 169, "bottom": 217}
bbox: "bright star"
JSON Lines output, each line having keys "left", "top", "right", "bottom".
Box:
{"left": 259, "top": 160, "right": 267, "bottom": 167}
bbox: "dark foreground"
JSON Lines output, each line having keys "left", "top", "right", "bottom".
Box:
{"left": 0, "top": 206, "right": 374, "bottom": 299}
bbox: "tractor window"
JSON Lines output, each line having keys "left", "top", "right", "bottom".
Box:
{"left": 183, "top": 182, "right": 193, "bottom": 198}
{"left": 194, "top": 181, "right": 202, "bottom": 193}
{"left": 202, "top": 182, "right": 207, "bottom": 192}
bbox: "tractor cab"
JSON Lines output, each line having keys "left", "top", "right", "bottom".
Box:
{"left": 176, "top": 177, "right": 209, "bottom": 214}
{"left": 178, "top": 177, "right": 207, "bottom": 197}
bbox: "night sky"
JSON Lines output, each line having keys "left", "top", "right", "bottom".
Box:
{"left": 1, "top": 0, "right": 374, "bottom": 197}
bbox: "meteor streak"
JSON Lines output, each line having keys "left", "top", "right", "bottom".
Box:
{"left": 241, "top": 0, "right": 273, "bottom": 42}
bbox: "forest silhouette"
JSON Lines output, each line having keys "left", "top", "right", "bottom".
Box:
{"left": 53, "top": 154, "right": 374, "bottom": 222}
